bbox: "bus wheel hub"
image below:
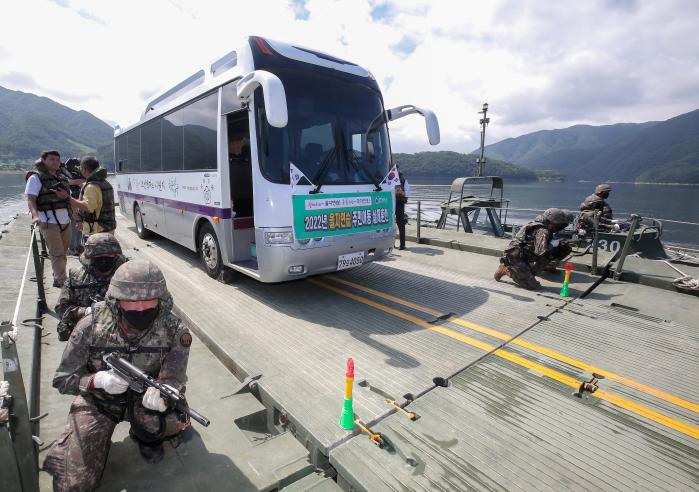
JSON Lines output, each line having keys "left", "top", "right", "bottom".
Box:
{"left": 202, "top": 234, "right": 218, "bottom": 268}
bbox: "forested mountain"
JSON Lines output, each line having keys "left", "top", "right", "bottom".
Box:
{"left": 482, "top": 122, "right": 657, "bottom": 168}
{"left": 479, "top": 108, "right": 699, "bottom": 183}
{"left": 3, "top": 84, "right": 696, "bottom": 183}
{"left": 580, "top": 109, "right": 699, "bottom": 183}
{"left": 393, "top": 151, "right": 537, "bottom": 181}
{"left": 0, "top": 85, "right": 114, "bottom": 169}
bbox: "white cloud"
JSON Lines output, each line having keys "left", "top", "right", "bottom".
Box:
{"left": 0, "top": 0, "right": 697, "bottom": 154}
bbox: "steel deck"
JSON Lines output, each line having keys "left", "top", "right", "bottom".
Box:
{"left": 330, "top": 287, "right": 699, "bottom": 491}
{"left": 3, "top": 211, "right": 691, "bottom": 490}
{"left": 114, "top": 217, "right": 570, "bottom": 457}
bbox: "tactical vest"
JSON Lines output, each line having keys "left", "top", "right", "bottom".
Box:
{"left": 82, "top": 300, "right": 180, "bottom": 408}
{"left": 35, "top": 163, "right": 70, "bottom": 213}
{"left": 67, "top": 272, "right": 111, "bottom": 307}
{"left": 506, "top": 222, "right": 548, "bottom": 261}
{"left": 79, "top": 168, "right": 116, "bottom": 232}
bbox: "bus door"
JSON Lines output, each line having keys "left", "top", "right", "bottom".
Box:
{"left": 227, "top": 111, "right": 256, "bottom": 262}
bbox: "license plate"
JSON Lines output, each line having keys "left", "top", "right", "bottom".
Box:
{"left": 337, "top": 251, "right": 365, "bottom": 271}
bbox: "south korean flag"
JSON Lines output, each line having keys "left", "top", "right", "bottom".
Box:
{"left": 381, "top": 164, "right": 401, "bottom": 188}
{"left": 290, "top": 162, "right": 314, "bottom": 192}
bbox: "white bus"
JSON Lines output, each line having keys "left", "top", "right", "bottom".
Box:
{"left": 115, "top": 36, "right": 439, "bottom": 282}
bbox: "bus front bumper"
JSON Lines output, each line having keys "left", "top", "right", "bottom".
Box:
{"left": 253, "top": 229, "right": 395, "bottom": 283}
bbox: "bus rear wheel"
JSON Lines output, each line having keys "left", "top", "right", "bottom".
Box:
{"left": 134, "top": 204, "right": 153, "bottom": 239}
{"left": 198, "top": 222, "right": 223, "bottom": 279}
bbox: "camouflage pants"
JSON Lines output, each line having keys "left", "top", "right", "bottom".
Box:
{"left": 506, "top": 258, "right": 542, "bottom": 290}
{"left": 503, "top": 245, "right": 570, "bottom": 290}
{"left": 43, "top": 395, "right": 180, "bottom": 492}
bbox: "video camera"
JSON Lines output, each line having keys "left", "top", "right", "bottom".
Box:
{"left": 61, "top": 157, "right": 84, "bottom": 197}
{"left": 62, "top": 157, "right": 82, "bottom": 180}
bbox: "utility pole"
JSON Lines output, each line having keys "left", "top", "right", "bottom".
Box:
{"left": 475, "top": 102, "right": 490, "bottom": 177}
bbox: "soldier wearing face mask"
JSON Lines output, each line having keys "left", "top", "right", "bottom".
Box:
{"left": 55, "top": 233, "right": 128, "bottom": 341}
{"left": 44, "top": 260, "right": 192, "bottom": 491}
{"left": 494, "top": 208, "right": 574, "bottom": 290}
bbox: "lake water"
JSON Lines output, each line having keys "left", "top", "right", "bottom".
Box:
{"left": 2, "top": 173, "right": 697, "bottom": 248}
{"left": 408, "top": 179, "right": 699, "bottom": 249}
{"left": 0, "top": 173, "right": 31, "bottom": 223}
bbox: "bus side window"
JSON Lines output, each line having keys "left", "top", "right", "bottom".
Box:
{"left": 116, "top": 135, "right": 128, "bottom": 172}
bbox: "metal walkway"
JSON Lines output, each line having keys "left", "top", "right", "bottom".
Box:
{"left": 112, "top": 212, "right": 699, "bottom": 490}
{"left": 114, "top": 218, "right": 566, "bottom": 459}
{"left": 330, "top": 284, "right": 699, "bottom": 491}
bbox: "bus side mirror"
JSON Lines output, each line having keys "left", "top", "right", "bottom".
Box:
{"left": 237, "top": 70, "right": 288, "bottom": 128}
{"left": 386, "top": 105, "right": 440, "bottom": 145}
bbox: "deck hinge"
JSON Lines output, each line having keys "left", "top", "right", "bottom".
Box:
{"left": 574, "top": 373, "right": 605, "bottom": 398}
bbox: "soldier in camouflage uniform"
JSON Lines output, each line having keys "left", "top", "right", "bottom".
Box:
{"left": 55, "top": 233, "right": 127, "bottom": 341}
{"left": 494, "top": 208, "right": 574, "bottom": 290}
{"left": 577, "top": 183, "right": 613, "bottom": 232}
{"left": 43, "top": 260, "right": 193, "bottom": 491}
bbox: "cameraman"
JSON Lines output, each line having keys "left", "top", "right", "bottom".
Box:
{"left": 67, "top": 157, "right": 116, "bottom": 237}
{"left": 25, "top": 150, "right": 74, "bottom": 287}
{"left": 62, "top": 158, "right": 86, "bottom": 255}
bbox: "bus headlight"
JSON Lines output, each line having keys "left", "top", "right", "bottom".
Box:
{"left": 264, "top": 231, "right": 294, "bottom": 245}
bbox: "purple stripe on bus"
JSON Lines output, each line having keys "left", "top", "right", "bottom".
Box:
{"left": 118, "top": 191, "right": 233, "bottom": 219}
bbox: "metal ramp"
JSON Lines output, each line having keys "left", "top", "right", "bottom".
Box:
{"left": 437, "top": 176, "right": 509, "bottom": 237}
{"left": 330, "top": 291, "right": 699, "bottom": 491}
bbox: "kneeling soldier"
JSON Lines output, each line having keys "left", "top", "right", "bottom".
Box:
{"left": 44, "top": 260, "right": 193, "bottom": 491}
{"left": 495, "top": 208, "right": 574, "bottom": 290}
{"left": 55, "top": 233, "right": 127, "bottom": 341}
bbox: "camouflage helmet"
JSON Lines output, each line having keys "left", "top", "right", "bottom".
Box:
{"left": 83, "top": 233, "right": 122, "bottom": 258}
{"left": 595, "top": 183, "right": 612, "bottom": 194}
{"left": 106, "top": 260, "right": 169, "bottom": 301}
{"left": 542, "top": 208, "right": 574, "bottom": 226}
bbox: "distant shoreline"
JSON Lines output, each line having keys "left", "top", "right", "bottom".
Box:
{"left": 407, "top": 173, "right": 699, "bottom": 186}
{"left": 2, "top": 167, "right": 697, "bottom": 186}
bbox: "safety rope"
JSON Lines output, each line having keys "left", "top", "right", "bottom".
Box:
{"left": 6, "top": 227, "right": 36, "bottom": 343}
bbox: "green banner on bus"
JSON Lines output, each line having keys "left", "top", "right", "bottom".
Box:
{"left": 292, "top": 191, "right": 394, "bottom": 240}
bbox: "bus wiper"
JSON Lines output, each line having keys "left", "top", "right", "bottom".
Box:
{"left": 350, "top": 152, "right": 382, "bottom": 192}
{"left": 309, "top": 147, "right": 337, "bottom": 194}
{"left": 339, "top": 131, "right": 382, "bottom": 192}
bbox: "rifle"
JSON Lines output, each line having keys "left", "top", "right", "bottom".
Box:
{"left": 102, "top": 352, "right": 210, "bottom": 427}
{"left": 579, "top": 258, "right": 614, "bottom": 299}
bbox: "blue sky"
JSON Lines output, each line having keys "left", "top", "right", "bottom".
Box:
{"left": 1, "top": 0, "right": 698, "bottom": 152}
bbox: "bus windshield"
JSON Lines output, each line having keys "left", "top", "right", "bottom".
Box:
{"left": 254, "top": 71, "right": 391, "bottom": 186}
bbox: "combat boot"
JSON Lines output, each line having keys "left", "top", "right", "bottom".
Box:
{"left": 130, "top": 430, "right": 165, "bottom": 464}
{"left": 494, "top": 264, "right": 511, "bottom": 281}
{"left": 138, "top": 442, "right": 164, "bottom": 464}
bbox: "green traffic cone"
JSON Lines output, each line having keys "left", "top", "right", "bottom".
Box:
{"left": 338, "top": 398, "right": 354, "bottom": 430}
{"left": 560, "top": 283, "right": 570, "bottom": 297}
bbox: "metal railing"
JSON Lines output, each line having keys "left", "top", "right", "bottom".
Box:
{"left": 407, "top": 184, "right": 699, "bottom": 229}
{"left": 1, "top": 226, "right": 46, "bottom": 492}
{"left": 409, "top": 189, "right": 697, "bottom": 280}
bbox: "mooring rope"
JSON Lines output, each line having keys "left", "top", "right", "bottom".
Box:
{"left": 6, "top": 227, "right": 36, "bottom": 343}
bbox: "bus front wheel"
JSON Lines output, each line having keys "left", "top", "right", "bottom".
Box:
{"left": 198, "top": 222, "right": 223, "bottom": 279}
{"left": 134, "top": 204, "right": 153, "bottom": 239}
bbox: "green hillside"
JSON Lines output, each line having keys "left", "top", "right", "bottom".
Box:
{"left": 479, "top": 108, "right": 699, "bottom": 183}
{"left": 393, "top": 151, "right": 537, "bottom": 181}
{"left": 481, "top": 122, "right": 657, "bottom": 168}
{"left": 578, "top": 109, "right": 699, "bottom": 183}
{"left": 0, "top": 85, "right": 114, "bottom": 169}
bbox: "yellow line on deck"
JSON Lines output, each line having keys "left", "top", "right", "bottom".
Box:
{"left": 325, "top": 276, "right": 699, "bottom": 415}
{"left": 309, "top": 278, "right": 699, "bottom": 440}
